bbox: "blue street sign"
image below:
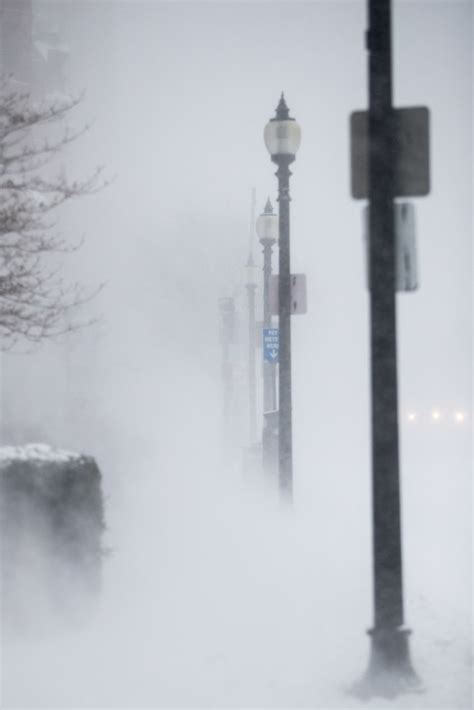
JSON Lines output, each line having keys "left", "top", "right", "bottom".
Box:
{"left": 263, "top": 328, "right": 279, "bottom": 363}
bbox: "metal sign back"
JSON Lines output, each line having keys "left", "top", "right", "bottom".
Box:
{"left": 351, "top": 106, "right": 430, "bottom": 199}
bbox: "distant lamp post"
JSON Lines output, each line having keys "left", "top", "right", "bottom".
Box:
{"left": 246, "top": 255, "right": 259, "bottom": 445}
{"left": 256, "top": 198, "right": 278, "bottom": 413}
{"left": 256, "top": 198, "right": 279, "bottom": 475}
{"left": 264, "top": 93, "right": 301, "bottom": 498}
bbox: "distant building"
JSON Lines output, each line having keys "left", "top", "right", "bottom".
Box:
{"left": 0, "top": 0, "right": 69, "bottom": 93}
{"left": 0, "top": 0, "right": 33, "bottom": 84}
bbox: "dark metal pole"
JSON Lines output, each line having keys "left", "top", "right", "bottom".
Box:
{"left": 275, "top": 154, "right": 293, "bottom": 498}
{"left": 364, "top": 0, "right": 418, "bottom": 689}
{"left": 265, "top": 94, "right": 299, "bottom": 496}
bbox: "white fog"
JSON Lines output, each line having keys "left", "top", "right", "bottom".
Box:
{"left": 0, "top": 1, "right": 471, "bottom": 708}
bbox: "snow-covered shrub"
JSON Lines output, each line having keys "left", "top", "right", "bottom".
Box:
{"left": 0, "top": 443, "right": 105, "bottom": 631}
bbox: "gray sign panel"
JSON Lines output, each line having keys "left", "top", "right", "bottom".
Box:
{"left": 350, "top": 107, "right": 430, "bottom": 199}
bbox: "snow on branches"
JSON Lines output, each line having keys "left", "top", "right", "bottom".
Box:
{"left": 0, "top": 77, "right": 103, "bottom": 349}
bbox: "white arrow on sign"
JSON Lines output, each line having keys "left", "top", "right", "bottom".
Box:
{"left": 268, "top": 349, "right": 278, "bottom": 360}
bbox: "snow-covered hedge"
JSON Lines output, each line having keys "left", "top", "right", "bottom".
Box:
{"left": 0, "top": 444, "right": 105, "bottom": 630}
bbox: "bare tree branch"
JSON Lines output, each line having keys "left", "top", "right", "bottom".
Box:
{"left": 0, "top": 77, "right": 105, "bottom": 351}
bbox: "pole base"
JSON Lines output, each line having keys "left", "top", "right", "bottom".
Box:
{"left": 352, "top": 626, "right": 424, "bottom": 700}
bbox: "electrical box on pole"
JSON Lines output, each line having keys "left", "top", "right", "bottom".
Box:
{"left": 363, "top": 202, "right": 418, "bottom": 291}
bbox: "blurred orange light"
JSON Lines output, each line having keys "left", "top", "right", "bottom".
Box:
{"left": 432, "top": 410, "right": 441, "bottom": 421}
{"left": 454, "top": 412, "right": 465, "bottom": 423}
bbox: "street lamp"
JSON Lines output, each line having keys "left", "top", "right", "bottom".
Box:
{"left": 256, "top": 198, "right": 279, "bottom": 475}
{"left": 246, "top": 255, "right": 259, "bottom": 445}
{"left": 264, "top": 93, "right": 301, "bottom": 498}
{"left": 256, "top": 198, "right": 278, "bottom": 412}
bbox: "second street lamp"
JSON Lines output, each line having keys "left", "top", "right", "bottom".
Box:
{"left": 264, "top": 94, "right": 301, "bottom": 498}
{"left": 256, "top": 198, "right": 278, "bottom": 413}
{"left": 256, "top": 198, "right": 279, "bottom": 474}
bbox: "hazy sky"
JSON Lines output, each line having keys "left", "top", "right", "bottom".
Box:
{"left": 29, "top": 0, "right": 471, "bottom": 457}
{"left": 1, "top": 2, "right": 472, "bottom": 706}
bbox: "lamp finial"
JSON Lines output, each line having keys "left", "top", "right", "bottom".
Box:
{"left": 263, "top": 197, "right": 273, "bottom": 214}
{"left": 275, "top": 93, "right": 290, "bottom": 120}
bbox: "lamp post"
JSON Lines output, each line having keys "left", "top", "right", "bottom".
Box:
{"left": 256, "top": 199, "right": 279, "bottom": 475}
{"left": 256, "top": 198, "right": 278, "bottom": 412}
{"left": 360, "top": 0, "right": 419, "bottom": 694}
{"left": 264, "top": 94, "right": 301, "bottom": 498}
{"left": 246, "top": 255, "right": 258, "bottom": 445}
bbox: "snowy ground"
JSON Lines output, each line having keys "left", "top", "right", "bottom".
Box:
{"left": 1, "top": 373, "right": 471, "bottom": 708}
